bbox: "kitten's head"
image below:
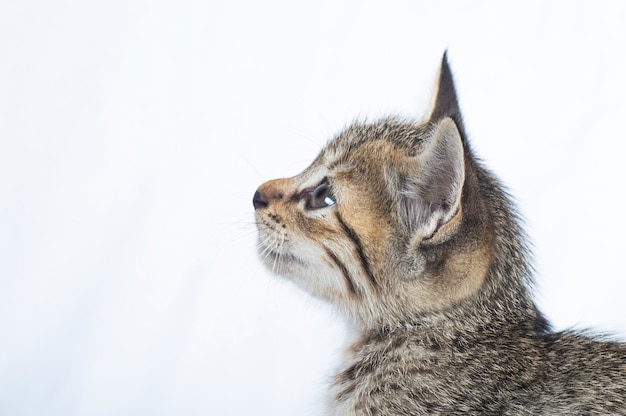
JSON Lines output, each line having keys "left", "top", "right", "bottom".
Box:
{"left": 254, "top": 54, "right": 493, "bottom": 329}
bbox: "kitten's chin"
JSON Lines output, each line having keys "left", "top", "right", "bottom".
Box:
{"left": 257, "top": 244, "right": 307, "bottom": 276}
{"left": 257, "top": 245, "right": 346, "bottom": 302}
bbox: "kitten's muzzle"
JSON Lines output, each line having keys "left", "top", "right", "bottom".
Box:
{"left": 253, "top": 178, "right": 291, "bottom": 210}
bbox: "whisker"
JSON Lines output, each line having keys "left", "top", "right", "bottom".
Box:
{"left": 270, "top": 235, "right": 282, "bottom": 274}
{"left": 258, "top": 238, "right": 277, "bottom": 263}
{"left": 221, "top": 220, "right": 258, "bottom": 226}
{"left": 230, "top": 230, "right": 260, "bottom": 243}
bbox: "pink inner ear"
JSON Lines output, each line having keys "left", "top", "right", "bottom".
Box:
{"left": 399, "top": 118, "right": 465, "bottom": 235}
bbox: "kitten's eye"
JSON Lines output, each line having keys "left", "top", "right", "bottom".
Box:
{"left": 306, "top": 182, "right": 337, "bottom": 210}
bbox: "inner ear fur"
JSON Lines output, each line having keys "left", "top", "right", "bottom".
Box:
{"left": 400, "top": 117, "right": 465, "bottom": 239}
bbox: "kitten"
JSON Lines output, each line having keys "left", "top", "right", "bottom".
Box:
{"left": 253, "top": 53, "right": 626, "bottom": 415}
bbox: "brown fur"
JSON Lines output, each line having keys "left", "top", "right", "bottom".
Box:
{"left": 254, "top": 53, "right": 626, "bottom": 415}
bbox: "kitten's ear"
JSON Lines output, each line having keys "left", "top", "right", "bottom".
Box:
{"left": 401, "top": 117, "right": 465, "bottom": 238}
{"left": 427, "top": 51, "right": 466, "bottom": 140}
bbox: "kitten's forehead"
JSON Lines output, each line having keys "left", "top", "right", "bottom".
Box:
{"left": 318, "top": 117, "right": 430, "bottom": 169}
{"left": 297, "top": 118, "right": 431, "bottom": 191}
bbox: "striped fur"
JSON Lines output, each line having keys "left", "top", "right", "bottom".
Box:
{"left": 254, "top": 53, "right": 626, "bottom": 415}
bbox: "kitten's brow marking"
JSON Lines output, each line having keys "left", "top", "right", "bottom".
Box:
{"left": 335, "top": 212, "right": 378, "bottom": 289}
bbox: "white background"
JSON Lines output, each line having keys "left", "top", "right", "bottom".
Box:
{"left": 1, "top": 1, "right": 626, "bottom": 415}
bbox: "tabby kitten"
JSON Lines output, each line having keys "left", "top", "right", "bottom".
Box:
{"left": 253, "top": 53, "right": 626, "bottom": 415}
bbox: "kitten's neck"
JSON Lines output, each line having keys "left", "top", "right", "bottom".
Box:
{"left": 473, "top": 158, "right": 547, "bottom": 331}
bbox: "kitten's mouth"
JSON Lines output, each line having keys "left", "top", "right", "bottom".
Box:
{"left": 258, "top": 245, "right": 306, "bottom": 268}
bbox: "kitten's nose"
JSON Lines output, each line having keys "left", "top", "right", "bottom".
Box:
{"left": 253, "top": 179, "right": 290, "bottom": 210}
{"left": 253, "top": 189, "right": 268, "bottom": 210}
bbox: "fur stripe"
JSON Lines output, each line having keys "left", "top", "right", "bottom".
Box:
{"left": 335, "top": 212, "right": 378, "bottom": 289}
{"left": 324, "top": 246, "right": 358, "bottom": 296}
